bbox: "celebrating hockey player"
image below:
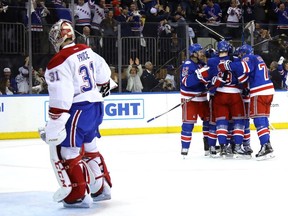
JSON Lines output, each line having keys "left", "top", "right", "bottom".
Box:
{"left": 197, "top": 40, "right": 247, "bottom": 158}
{"left": 39, "top": 19, "right": 112, "bottom": 208}
{"left": 218, "top": 44, "right": 275, "bottom": 160}
{"left": 180, "top": 43, "right": 210, "bottom": 157}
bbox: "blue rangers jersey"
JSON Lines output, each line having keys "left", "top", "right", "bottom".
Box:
{"left": 180, "top": 59, "right": 207, "bottom": 101}
{"left": 207, "top": 55, "right": 241, "bottom": 94}
{"left": 230, "top": 54, "right": 275, "bottom": 97}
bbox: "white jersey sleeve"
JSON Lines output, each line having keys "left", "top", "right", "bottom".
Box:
{"left": 45, "top": 43, "right": 111, "bottom": 111}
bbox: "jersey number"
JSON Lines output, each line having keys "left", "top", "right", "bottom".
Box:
{"left": 79, "top": 62, "right": 96, "bottom": 92}
{"left": 258, "top": 63, "right": 269, "bottom": 81}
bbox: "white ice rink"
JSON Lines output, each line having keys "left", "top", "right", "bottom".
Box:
{"left": 1, "top": 129, "right": 288, "bottom": 216}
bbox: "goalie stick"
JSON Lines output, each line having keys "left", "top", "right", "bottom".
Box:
{"left": 146, "top": 90, "right": 208, "bottom": 123}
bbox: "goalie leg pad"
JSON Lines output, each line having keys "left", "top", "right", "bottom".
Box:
{"left": 83, "top": 151, "right": 112, "bottom": 201}
{"left": 50, "top": 146, "right": 91, "bottom": 204}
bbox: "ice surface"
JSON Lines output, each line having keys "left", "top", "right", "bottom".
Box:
{"left": 1, "top": 129, "right": 288, "bottom": 216}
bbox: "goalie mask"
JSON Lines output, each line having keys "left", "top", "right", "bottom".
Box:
{"left": 49, "top": 19, "right": 75, "bottom": 53}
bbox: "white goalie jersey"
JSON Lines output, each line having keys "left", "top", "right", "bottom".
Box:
{"left": 45, "top": 43, "right": 111, "bottom": 111}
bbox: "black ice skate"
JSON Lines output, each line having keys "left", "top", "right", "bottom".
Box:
{"left": 220, "top": 144, "right": 228, "bottom": 158}
{"left": 209, "top": 146, "right": 218, "bottom": 158}
{"left": 233, "top": 144, "right": 252, "bottom": 159}
{"left": 255, "top": 143, "right": 274, "bottom": 161}
{"left": 243, "top": 144, "right": 253, "bottom": 154}
{"left": 181, "top": 148, "right": 189, "bottom": 157}
{"left": 203, "top": 137, "right": 209, "bottom": 156}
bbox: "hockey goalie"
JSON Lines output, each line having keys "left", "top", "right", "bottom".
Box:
{"left": 38, "top": 19, "right": 113, "bottom": 208}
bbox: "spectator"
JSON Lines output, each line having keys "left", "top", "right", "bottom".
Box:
{"left": 16, "top": 56, "right": 30, "bottom": 94}
{"left": 90, "top": 0, "right": 106, "bottom": 37}
{"left": 269, "top": 60, "right": 282, "bottom": 89}
{"left": 273, "top": 3, "right": 288, "bottom": 36}
{"left": 141, "top": 61, "right": 163, "bottom": 92}
{"left": 277, "top": 56, "right": 288, "bottom": 89}
{"left": 252, "top": 23, "right": 271, "bottom": 54}
{"left": 76, "top": 26, "right": 97, "bottom": 51}
{"left": 1, "top": 67, "right": 17, "bottom": 94}
{"left": 0, "top": 77, "right": 13, "bottom": 95}
{"left": 74, "top": 0, "right": 91, "bottom": 34}
{"left": 125, "top": 57, "right": 143, "bottom": 92}
{"left": 203, "top": 0, "right": 222, "bottom": 40}
{"left": 164, "top": 64, "right": 176, "bottom": 90}
{"left": 32, "top": 67, "right": 46, "bottom": 94}
{"left": 51, "top": 0, "right": 72, "bottom": 22}
{"left": 100, "top": 9, "right": 118, "bottom": 63}
{"left": 115, "top": 5, "right": 133, "bottom": 36}
{"left": 226, "top": 0, "right": 242, "bottom": 40}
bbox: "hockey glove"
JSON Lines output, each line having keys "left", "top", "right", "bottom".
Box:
{"left": 99, "top": 81, "right": 110, "bottom": 98}
{"left": 242, "top": 88, "right": 250, "bottom": 97}
{"left": 218, "top": 60, "right": 231, "bottom": 72}
{"left": 44, "top": 112, "right": 70, "bottom": 146}
{"left": 211, "top": 75, "right": 226, "bottom": 87}
{"left": 278, "top": 56, "right": 285, "bottom": 65}
{"left": 195, "top": 66, "right": 210, "bottom": 85}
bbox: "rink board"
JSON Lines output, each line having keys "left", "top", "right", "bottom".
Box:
{"left": 0, "top": 91, "right": 287, "bottom": 139}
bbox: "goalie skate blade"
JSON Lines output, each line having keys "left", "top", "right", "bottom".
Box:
{"left": 256, "top": 153, "right": 275, "bottom": 161}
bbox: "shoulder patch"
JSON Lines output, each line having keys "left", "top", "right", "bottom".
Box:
{"left": 184, "top": 60, "right": 192, "bottom": 64}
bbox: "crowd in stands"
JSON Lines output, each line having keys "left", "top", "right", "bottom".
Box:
{"left": 0, "top": 0, "right": 288, "bottom": 94}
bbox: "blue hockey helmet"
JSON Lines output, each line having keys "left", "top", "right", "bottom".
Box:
{"left": 239, "top": 44, "right": 253, "bottom": 55}
{"left": 217, "top": 40, "right": 230, "bottom": 53}
{"left": 189, "top": 43, "right": 203, "bottom": 56}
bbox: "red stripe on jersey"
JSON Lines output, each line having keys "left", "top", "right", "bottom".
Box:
{"left": 250, "top": 83, "right": 274, "bottom": 94}
{"left": 70, "top": 110, "right": 81, "bottom": 147}
{"left": 47, "top": 44, "right": 90, "bottom": 70}
{"left": 241, "top": 61, "right": 250, "bottom": 73}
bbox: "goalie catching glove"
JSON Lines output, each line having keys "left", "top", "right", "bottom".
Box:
{"left": 38, "top": 112, "right": 70, "bottom": 146}
{"left": 98, "top": 81, "right": 110, "bottom": 98}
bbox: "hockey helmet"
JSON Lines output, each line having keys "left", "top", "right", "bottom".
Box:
{"left": 239, "top": 44, "right": 253, "bottom": 55}
{"left": 189, "top": 43, "right": 203, "bottom": 56}
{"left": 49, "top": 19, "right": 75, "bottom": 53}
{"left": 217, "top": 40, "right": 230, "bottom": 53}
{"left": 205, "top": 47, "right": 218, "bottom": 58}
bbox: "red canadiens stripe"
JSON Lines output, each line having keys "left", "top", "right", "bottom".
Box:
{"left": 244, "top": 134, "right": 250, "bottom": 139}
{"left": 47, "top": 44, "right": 90, "bottom": 69}
{"left": 70, "top": 110, "right": 81, "bottom": 147}
{"left": 216, "top": 129, "right": 228, "bottom": 136}
{"left": 250, "top": 84, "right": 274, "bottom": 94}
{"left": 49, "top": 107, "right": 69, "bottom": 120}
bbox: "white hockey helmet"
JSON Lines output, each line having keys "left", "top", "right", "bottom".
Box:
{"left": 49, "top": 19, "right": 75, "bottom": 53}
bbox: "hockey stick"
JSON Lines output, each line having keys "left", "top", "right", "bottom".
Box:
{"left": 252, "top": 35, "right": 279, "bottom": 48}
{"left": 195, "top": 19, "right": 225, "bottom": 40}
{"left": 146, "top": 90, "right": 208, "bottom": 123}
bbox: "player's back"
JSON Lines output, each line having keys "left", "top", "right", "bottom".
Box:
{"left": 241, "top": 54, "right": 274, "bottom": 96}
{"left": 46, "top": 43, "right": 111, "bottom": 110}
